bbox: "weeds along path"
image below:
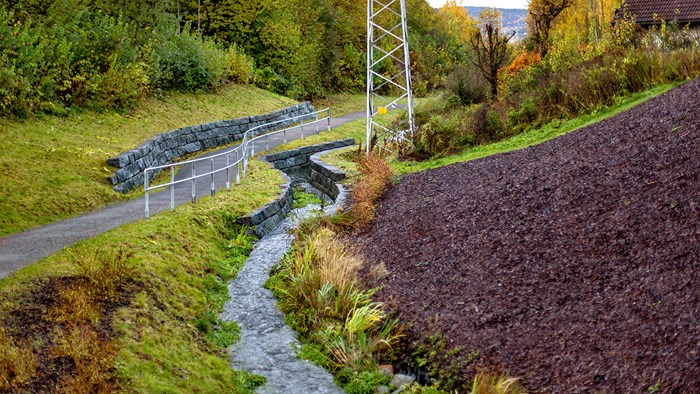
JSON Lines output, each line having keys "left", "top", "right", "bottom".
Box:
{"left": 221, "top": 183, "right": 345, "bottom": 394}
{"left": 0, "top": 110, "right": 365, "bottom": 280}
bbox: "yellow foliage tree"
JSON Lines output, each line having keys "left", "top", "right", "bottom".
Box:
{"left": 438, "top": 0, "right": 478, "bottom": 44}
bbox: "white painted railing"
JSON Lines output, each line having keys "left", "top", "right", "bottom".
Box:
{"left": 143, "top": 108, "right": 331, "bottom": 218}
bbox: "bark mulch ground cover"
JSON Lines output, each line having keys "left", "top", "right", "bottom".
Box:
{"left": 352, "top": 80, "right": 700, "bottom": 393}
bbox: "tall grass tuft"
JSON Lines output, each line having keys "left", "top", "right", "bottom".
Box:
{"left": 318, "top": 302, "right": 402, "bottom": 371}
{"left": 278, "top": 227, "right": 364, "bottom": 324}
{"left": 470, "top": 372, "right": 525, "bottom": 394}
{"left": 0, "top": 328, "right": 36, "bottom": 390}
{"left": 269, "top": 223, "right": 403, "bottom": 375}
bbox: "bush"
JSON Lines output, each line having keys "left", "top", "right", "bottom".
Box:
{"left": 472, "top": 105, "right": 507, "bottom": 143}
{"left": 0, "top": 6, "right": 250, "bottom": 117}
{"left": 96, "top": 62, "right": 150, "bottom": 110}
{"left": 506, "top": 51, "right": 541, "bottom": 74}
{"left": 350, "top": 153, "right": 393, "bottom": 227}
{"left": 226, "top": 44, "right": 255, "bottom": 84}
{"left": 508, "top": 99, "right": 538, "bottom": 132}
{"left": 414, "top": 114, "right": 461, "bottom": 158}
{"left": 254, "top": 66, "right": 297, "bottom": 97}
{"left": 446, "top": 64, "right": 489, "bottom": 105}
{"left": 154, "top": 24, "right": 229, "bottom": 92}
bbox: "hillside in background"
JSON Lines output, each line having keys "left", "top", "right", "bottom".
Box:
{"left": 466, "top": 6, "right": 528, "bottom": 40}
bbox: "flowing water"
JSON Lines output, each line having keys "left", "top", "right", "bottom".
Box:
{"left": 221, "top": 183, "right": 345, "bottom": 394}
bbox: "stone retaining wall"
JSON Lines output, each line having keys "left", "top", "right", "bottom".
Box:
{"left": 264, "top": 138, "right": 355, "bottom": 174}
{"left": 308, "top": 150, "right": 347, "bottom": 199}
{"left": 106, "top": 102, "right": 315, "bottom": 193}
{"left": 236, "top": 174, "right": 295, "bottom": 237}
{"left": 236, "top": 139, "right": 355, "bottom": 237}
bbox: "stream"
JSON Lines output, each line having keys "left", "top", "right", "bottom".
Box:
{"left": 221, "top": 182, "right": 345, "bottom": 394}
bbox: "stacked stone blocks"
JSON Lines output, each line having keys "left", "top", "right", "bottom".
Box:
{"left": 237, "top": 139, "right": 355, "bottom": 237}
{"left": 106, "top": 102, "right": 315, "bottom": 193}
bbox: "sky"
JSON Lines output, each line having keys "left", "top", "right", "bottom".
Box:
{"left": 427, "top": 0, "right": 529, "bottom": 9}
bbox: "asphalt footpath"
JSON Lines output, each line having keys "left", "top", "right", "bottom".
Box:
{"left": 0, "top": 110, "right": 366, "bottom": 279}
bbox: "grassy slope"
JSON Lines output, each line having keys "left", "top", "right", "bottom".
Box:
{"left": 312, "top": 93, "right": 366, "bottom": 116}
{"left": 292, "top": 84, "right": 678, "bottom": 177}
{"left": 393, "top": 83, "right": 678, "bottom": 174}
{"left": 0, "top": 160, "right": 283, "bottom": 392}
{"left": 0, "top": 84, "right": 295, "bottom": 236}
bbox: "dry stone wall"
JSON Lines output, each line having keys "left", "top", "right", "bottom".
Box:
{"left": 237, "top": 139, "right": 354, "bottom": 237}
{"left": 106, "top": 102, "right": 315, "bottom": 193}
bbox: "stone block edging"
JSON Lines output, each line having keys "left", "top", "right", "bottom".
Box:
{"left": 236, "top": 139, "right": 355, "bottom": 237}
{"left": 106, "top": 102, "right": 315, "bottom": 193}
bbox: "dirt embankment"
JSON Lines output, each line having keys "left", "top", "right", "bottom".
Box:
{"left": 353, "top": 80, "right": 700, "bottom": 392}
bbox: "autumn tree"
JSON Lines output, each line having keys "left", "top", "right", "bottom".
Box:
{"left": 527, "top": 0, "right": 573, "bottom": 57}
{"left": 469, "top": 8, "right": 514, "bottom": 98}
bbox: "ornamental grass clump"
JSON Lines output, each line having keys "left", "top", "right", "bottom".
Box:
{"left": 268, "top": 223, "right": 402, "bottom": 376}
{"left": 318, "top": 301, "right": 402, "bottom": 371}
{"left": 470, "top": 372, "right": 525, "bottom": 394}
{"left": 277, "top": 227, "right": 364, "bottom": 325}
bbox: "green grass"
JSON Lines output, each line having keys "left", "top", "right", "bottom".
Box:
{"left": 0, "top": 84, "right": 296, "bottom": 236}
{"left": 292, "top": 84, "right": 677, "bottom": 178}
{"left": 392, "top": 83, "right": 678, "bottom": 174}
{"left": 292, "top": 188, "right": 324, "bottom": 209}
{"left": 0, "top": 159, "right": 283, "bottom": 392}
{"left": 313, "top": 93, "right": 366, "bottom": 116}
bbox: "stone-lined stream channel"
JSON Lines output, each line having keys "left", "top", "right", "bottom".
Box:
{"left": 221, "top": 183, "right": 344, "bottom": 394}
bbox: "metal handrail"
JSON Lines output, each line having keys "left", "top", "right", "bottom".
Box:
{"left": 143, "top": 108, "right": 331, "bottom": 218}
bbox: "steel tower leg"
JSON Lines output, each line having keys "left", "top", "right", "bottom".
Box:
{"left": 366, "top": 0, "right": 415, "bottom": 155}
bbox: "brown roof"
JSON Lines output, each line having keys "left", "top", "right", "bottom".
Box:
{"left": 617, "top": 0, "right": 700, "bottom": 25}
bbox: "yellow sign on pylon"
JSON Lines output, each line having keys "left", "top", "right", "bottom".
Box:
{"left": 378, "top": 107, "right": 387, "bottom": 115}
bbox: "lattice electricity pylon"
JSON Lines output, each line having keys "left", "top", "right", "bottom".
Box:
{"left": 366, "top": 0, "right": 415, "bottom": 154}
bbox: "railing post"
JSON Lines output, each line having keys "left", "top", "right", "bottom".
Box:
{"left": 327, "top": 109, "right": 331, "bottom": 131}
{"left": 226, "top": 154, "right": 231, "bottom": 190}
{"left": 251, "top": 139, "right": 255, "bottom": 157}
{"left": 210, "top": 159, "right": 215, "bottom": 196}
{"left": 301, "top": 123, "right": 305, "bottom": 139}
{"left": 243, "top": 136, "right": 248, "bottom": 175}
{"left": 191, "top": 164, "right": 197, "bottom": 203}
{"left": 236, "top": 161, "right": 241, "bottom": 184}
{"left": 170, "top": 166, "right": 175, "bottom": 211}
{"left": 144, "top": 169, "right": 150, "bottom": 219}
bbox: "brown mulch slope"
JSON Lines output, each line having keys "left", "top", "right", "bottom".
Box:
{"left": 353, "top": 80, "right": 700, "bottom": 393}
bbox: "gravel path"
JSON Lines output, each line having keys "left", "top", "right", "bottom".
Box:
{"left": 0, "top": 110, "right": 365, "bottom": 279}
{"left": 352, "top": 80, "right": 700, "bottom": 392}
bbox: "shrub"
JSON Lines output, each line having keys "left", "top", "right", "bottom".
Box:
{"left": 96, "top": 61, "right": 150, "bottom": 110}
{"left": 154, "top": 24, "right": 229, "bottom": 92}
{"left": 254, "top": 66, "right": 296, "bottom": 96}
{"left": 414, "top": 114, "right": 461, "bottom": 158}
{"left": 350, "top": 153, "right": 393, "bottom": 227}
{"left": 0, "top": 329, "right": 35, "bottom": 390}
{"left": 472, "top": 104, "right": 507, "bottom": 143}
{"left": 446, "top": 64, "right": 489, "bottom": 105}
{"left": 226, "top": 44, "right": 255, "bottom": 84}
{"left": 508, "top": 99, "right": 538, "bottom": 132}
{"left": 506, "top": 51, "right": 541, "bottom": 74}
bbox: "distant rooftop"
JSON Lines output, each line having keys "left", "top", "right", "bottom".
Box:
{"left": 616, "top": 0, "right": 700, "bottom": 26}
